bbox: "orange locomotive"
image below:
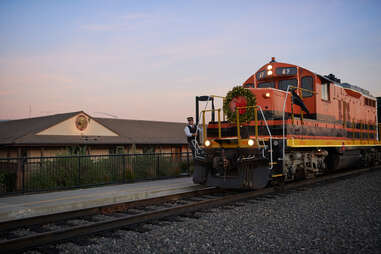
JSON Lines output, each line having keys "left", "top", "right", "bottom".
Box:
{"left": 192, "top": 58, "right": 381, "bottom": 189}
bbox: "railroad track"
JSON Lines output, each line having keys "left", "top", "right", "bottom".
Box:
{"left": 0, "top": 166, "right": 378, "bottom": 253}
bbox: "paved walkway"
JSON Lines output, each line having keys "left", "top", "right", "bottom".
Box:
{"left": 0, "top": 177, "right": 204, "bottom": 222}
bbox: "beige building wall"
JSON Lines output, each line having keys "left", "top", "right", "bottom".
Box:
{"left": 42, "top": 148, "right": 67, "bottom": 157}
{"left": 37, "top": 113, "right": 118, "bottom": 136}
{"left": 8, "top": 150, "right": 18, "bottom": 158}
{"left": 89, "top": 148, "right": 109, "bottom": 156}
{"left": 28, "top": 149, "right": 42, "bottom": 157}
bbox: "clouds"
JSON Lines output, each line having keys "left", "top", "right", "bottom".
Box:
{"left": 80, "top": 12, "right": 156, "bottom": 32}
{"left": 1, "top": 1, "right": 381, "bottom": 121}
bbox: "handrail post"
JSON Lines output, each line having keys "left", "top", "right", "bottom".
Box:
{"left": 223, "top": 98, "right": 226, "bottom": 121}
{"left": 218, "top": 109, "right": 221, "bottom": 138}
{"left": 202, "top": 111, "right": 206, "bottom": 142}
{"left": 300, "top": 91, "right": 304, "bottom": 124}
{"left": 236, "top": 110, "right": 241, "bottom": 139}
{"left": 254, "top": 107, "right": 258, "bottom": 140}
{"left": 291, "top": 102, "right": 294, "bottom": 125}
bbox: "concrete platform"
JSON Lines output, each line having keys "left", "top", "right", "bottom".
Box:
{"left": 0, "top": 177, "right": 205, "bottom": 222}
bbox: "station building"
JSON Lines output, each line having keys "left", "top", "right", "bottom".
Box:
{"left": 0, "top": 111, "right": 189, "bottom": 158}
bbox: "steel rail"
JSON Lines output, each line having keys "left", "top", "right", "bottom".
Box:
{"left": 0, "top": 187, "right": 218, "bottom": 231}
{"left": 0, "top": 166, "right": 379, "bottom": 253}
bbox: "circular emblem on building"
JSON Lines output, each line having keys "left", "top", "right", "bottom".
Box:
{"left": 75, "top": 115, "right": 88, "bottom": 131}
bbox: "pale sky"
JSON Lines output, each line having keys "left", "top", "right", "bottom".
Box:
{"left": 1, "top": 0, "right": 380, "bottom": 122}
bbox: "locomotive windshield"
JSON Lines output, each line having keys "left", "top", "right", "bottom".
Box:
{"left": 279, "top": 79, "right": 297, "bottom": 91}
{"left": 257, "top": 81, "right": 275, "bottom": 88}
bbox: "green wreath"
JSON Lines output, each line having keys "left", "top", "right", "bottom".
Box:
{"left": 223, "top": 86, "right": 256, "bottom": 122}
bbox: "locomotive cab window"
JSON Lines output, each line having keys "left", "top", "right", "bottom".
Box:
{"left": 321, "top": 82, "right": 330, "bottom": 101}
{"left": 256, "top": 70, "right": 266, "bottom": 80}
{"left": 243, "top": 83, "right": 254, "bottom": 88}
{"left": 257, "top": 82, "right": 275, "bottom": 88}
{"left": 278, "top": 78, "right": 297, "bottom": 91}
{"left": 365, "top": 98, "right": 376, "bottom": 107}
{"left": 301, "top": 76, "right": 313, "bottom": 97}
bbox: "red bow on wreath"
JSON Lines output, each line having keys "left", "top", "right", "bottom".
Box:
{"left": 229, "top": 96, "right": 247, "bottom": 114}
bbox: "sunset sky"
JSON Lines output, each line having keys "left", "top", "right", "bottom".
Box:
{"left": 1, "top": 0, "right": 380, "bottom": 122}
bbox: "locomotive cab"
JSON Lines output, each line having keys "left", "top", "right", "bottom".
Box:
{"left": 243, "top": 59, "right": 317, "bottom": 120}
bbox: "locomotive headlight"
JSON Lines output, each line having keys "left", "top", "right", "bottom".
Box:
{"left": 204, "top": 140, "right": 211, "bottom": 147}
{"left": 267, "top": 65, "right": 273, "bottom": 70}
{"left": 248, "top": 139, "right": 255, "bottom": 146}
{"left": 264, "top": 92, "right": 271, "bottom": 98}
{"left": 267, "top": 70, "right": 273, "bottom": 75}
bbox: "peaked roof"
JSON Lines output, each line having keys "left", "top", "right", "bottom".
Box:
{"left": 95, "top": 118, "right": 187, "bottom": 144}
{"left": 0, "top": 111, "right": 82, "bottom": 145}
{"left": 0, "top": 111, "right": 187, "bottom": 146}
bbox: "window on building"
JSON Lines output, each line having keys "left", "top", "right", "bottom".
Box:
{"left": 278, "top": 79, "right": 297, "bottom": 91}
{"left": 109, "top": 146, "right": 125, "bottom": 154}
{"left": 109, "top": 146, "right": 117, "bottom": 154}
{"left": 321, "top": 83, "right": 329, "bottom": 101}
{"left": 301, "top": 76, "right": 313, "bottom": 97}
{"left": 69, "top": 145, "right": 87, "bottom": 155}
{"left": 257, "top": 82, "right": 275, "bottom": 88}
{"left": 143, "top": 146, "right": 155, "bottom": 154}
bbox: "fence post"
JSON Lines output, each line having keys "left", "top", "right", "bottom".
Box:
{"left": 78, "top": 155, "right": 81, "bottom": 187}
{"left": 22, "top": 157, "right": 25, "bottom": 193}
{"left": 122, "top": 154, "right": 126, "bottom": 183}
{"left": 156, "top": 154, "right": 160, "bottom": 177}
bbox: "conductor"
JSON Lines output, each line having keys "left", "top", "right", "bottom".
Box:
{"left": 184, "top": 116, "right": 200, "bottom": 156}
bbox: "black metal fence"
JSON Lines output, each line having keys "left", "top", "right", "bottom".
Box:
{"left": 0, "top": 152, "right": 193, "bottom": 195}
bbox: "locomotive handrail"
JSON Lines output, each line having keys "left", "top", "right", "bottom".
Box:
{"left": 201, "top": 108, "right": 222, "bottom": 142}
{"left": 235, "top": 105, "right": 260, "bottom": 141}
{"left": 281, "top": 85, "right": 315, "bottom": 172}
{"left": 236, "top": 105, "right": 273, "bottom": 169}
{"left": 287, "top": 85, "right": 315, "bottom": 124}
{"left": 209, "top": 95, "right": 226, "bottom": 122}
{"left": 201, "top": 105, "right": 271, "bottom": 143}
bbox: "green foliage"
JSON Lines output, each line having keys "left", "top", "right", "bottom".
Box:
{"left": 0, "top": 171, "right": 17, "bottom": 192}
{"left": 67, "top": 145, "right": 87, "bottom": 155}
{"left": 0, "top": 150, "right": 193, "bottom": 194}
{"left": 0, "top": 173, "right": 5, "bottom": 184}
{"left": 13, "top": 152, "right": 192, "bottom": 193}
{"left": 157, "top": 156, "right": 181, "bottom": 177}
{"left": 133, "top": 155, "right": 156, "bottom": 179}
{"left": 223, "top": 86, "right": 256, "bottom": 122}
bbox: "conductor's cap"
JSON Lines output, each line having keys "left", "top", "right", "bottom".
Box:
{"left": 187, "top": 117, "right": 193, "bottom": 121}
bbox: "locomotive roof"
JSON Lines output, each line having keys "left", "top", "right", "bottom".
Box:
{"left": 254, "top": 58, "right": 374, "bottom": 98}
{"left": 316, "top": 74, "right": 374, "bottom": 98}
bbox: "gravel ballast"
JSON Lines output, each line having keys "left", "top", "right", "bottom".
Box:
{"left": 37, "top": 169, "right": 381, "bottom": 253}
